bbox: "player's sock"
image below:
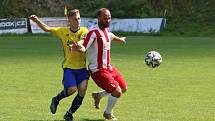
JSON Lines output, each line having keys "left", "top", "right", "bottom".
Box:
{"left": 55, "top": 89, "right": 69, "bottom": 102}
{"left": 105, "top": 95, "right": 118, "bottom": 114}
{"left": 98, "top": 90, "right": 110, "bottom": 98}
{"left": 50, "top": 89, "right": 70, "bottom": 114}
{"left": 68, "top": 94, "right": 84, "bottom": 113}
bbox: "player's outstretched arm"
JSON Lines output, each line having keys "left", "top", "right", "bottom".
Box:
{"left": 113, "top": 36, "right": 126, "bottom": 43}
{"left": 29, "top": 15, "right": 51, "bottom": 32}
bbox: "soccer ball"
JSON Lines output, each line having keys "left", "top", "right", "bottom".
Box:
{"left": 145, "top": 51, "right": 162, "bottom": 68}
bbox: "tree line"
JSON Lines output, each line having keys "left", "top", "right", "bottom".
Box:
{"left": 1, "top": 0, "right": 215, "bottom": 35}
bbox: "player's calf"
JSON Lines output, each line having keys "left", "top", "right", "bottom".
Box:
{"left": 50, "top": 97, "right": 59, "bottom": 114}
{"left": 92, "top": 92, "right": 101, "bottom": 109}
{"left": 64, "top": 111, "right": 74, "bottom": 121}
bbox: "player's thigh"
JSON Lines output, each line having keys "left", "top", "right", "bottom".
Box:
{"left": 67, "top": 86, "right": 78, "bottom": 95}
{"left": 63, "top": 68, "right": 77, "bottom": 89}
{"left": 77, "top": 80, "right": 88, "bottom": 96}
{"left": 112, "top": 67, "right": 127, "bottom": 91}
{"left": 76, "top": 68, "right": 89, "bottom": 96}
{"left": 91, "top": 69, "right": 119, "bottom": 93}
{"left": 76, "top": 68, "right": 90, "bottom": 86}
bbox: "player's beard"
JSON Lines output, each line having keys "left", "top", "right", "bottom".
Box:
{"left": 100, "top": 21, "right": 110, "bottom": 28}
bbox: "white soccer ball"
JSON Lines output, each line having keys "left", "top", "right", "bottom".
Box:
{"left": 145, "top": 51, "right": 162, "bottom": 68}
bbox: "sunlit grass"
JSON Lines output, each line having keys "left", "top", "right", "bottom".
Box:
{"left": 0, "top": 35, "right": 215, "bottom": 121}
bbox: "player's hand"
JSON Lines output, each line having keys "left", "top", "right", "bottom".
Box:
{"left": 69, "top": 42, "right": 80, "bottom": 52}
{"left": 68, "top": 42, "right": 76, "bottom": 51}
{"left": 121, "top": 37, "right": 126, "bottom": 43}
{"left": 29, "top": 15, "right": 38, "bottom": 22}
{"left": 69, "top": 42, "right": 86, "bottom": 52}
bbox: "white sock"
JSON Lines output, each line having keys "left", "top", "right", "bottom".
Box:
{"left": 105, "top": 95, "right": 118, "bottom": 114}
{"left": 98, "top": 90, "right": 110, "bottom": 98}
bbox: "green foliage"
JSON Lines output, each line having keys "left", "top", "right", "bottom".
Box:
{"left": 0, "top": 0, "right": 18, "bottom": 18}
{"left": 0, "top": 0, "right": 64, "bottom": 18}
{"left": 0, "top": 0, "right": 215, "bottom": 35}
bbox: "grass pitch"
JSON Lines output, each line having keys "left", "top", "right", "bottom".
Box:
{"left": 0, "top": 34, "right": 215, "bottom": 121}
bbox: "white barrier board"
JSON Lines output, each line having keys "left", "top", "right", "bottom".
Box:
{"left": 30, "top": 17, "right": 165, "bottom": 33}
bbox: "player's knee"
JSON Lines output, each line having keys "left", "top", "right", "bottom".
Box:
{"left": 78, "top": 88, "right": 87, "bottom": 97}
{"left": 111, "top": 88, "right": 122, "bottom": 98}
{"left": 78, "top": 80, "right": 88, "bottom": 96}
{"left": 116, "top": 92, "right": 122, "bottom": 98}
{"left": 122, "top": 88, "right": 127, "bottom": 93}
{"left": 67, "top": 87, "right": 77, "bottom": 95}
{"left": 113, "top": 91, "right": 122, "bottom": 98}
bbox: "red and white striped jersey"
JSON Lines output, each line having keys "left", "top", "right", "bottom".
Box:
{"left": 83, "top": 26, "right": 116, "bottom": 72}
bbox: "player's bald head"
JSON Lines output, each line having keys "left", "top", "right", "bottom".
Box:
{"left": 97, "top": 8, "right": 110, "bottom": 17}
{"left": 97, "top": 8, "right": 111, "bottom": 29}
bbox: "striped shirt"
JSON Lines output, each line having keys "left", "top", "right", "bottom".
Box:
{"left": 83, "top": 26, "right": 116, "bottom": 72}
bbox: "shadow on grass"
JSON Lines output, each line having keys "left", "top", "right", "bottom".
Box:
{"left": 81, "top": 119, "right": 104, "bottom": 121}
{"left": 28, "top": 119, "right": 65, "bottom": 121}
{"left": 28, "top": 119, "right": 104, "bottom": 121}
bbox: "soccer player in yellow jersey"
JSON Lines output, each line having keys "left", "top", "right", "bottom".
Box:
{"left": 30, "top": 9, "right": 89, "bottom": 121}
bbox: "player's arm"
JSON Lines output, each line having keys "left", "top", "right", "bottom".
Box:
{"left": 77, "top": 40, "right": 84, "bottom": 44}
{"left": 69, "top": 42, "right": 86, "bottom": 52}
{"left": 110, "top": 32, "right": 126, "bottom": 43}
{"left": 69, "top": 36, "right": 86, "bottom": 52}
{"left": 70, "top": 31, "right": 95, "bottom": 52}
{"left": 113, "top": 36, "right": 126, "bottom": 43}
{"left": 29, "top": 15, "right": 51, "bottom": 32}
{"left": 69, "top": 28, "right": 88, "bottom": 52}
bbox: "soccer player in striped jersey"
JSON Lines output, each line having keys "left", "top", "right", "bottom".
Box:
{"left": 72, "top": 8, "right": 127, "bottom": 120}
{"left": 29, "top": 9, "right": 89, "bottom": 121}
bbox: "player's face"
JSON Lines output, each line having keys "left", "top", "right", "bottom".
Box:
{"left": 99, "top": 10, "right": 111, "bottom": 28}
{"left": 68, "top": 13, "right": 81, "bottom": 29}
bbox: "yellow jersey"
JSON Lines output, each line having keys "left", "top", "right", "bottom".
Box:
{"left": 51, "top": 27, "right": 88, "bottom": 69}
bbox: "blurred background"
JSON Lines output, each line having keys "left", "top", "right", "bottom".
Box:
{"left": 1, "top": 0, "right": 215, "bottom": 36}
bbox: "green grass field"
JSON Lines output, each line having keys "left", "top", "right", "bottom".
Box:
{"left": 0, "top": 34, "right": 215, "bottom": 121}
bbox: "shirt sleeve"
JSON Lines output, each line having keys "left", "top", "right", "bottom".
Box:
{"left": 50, "top": 27, "right": 61, "bottom": 37}
{"left": 80, "top": 27, "right": 88, "bottom": 40}
{"left": 83, "top": 30, "right": 96, "bottom": 50}
{"left": 109, "top": 32, "right": 116, "bottom": 41}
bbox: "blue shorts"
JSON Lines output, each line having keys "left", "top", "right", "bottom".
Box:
{"left": 62, "top": 68, "right": 89, "bottom": 89}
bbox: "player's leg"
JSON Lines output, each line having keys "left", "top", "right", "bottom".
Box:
{"left": 92, "top": 67, "right": 126, "bottom": 108}
{"left": 91, "top": 70, "right": 111, "bottom": 109}
{"left": 53, "top": 86, "right": 77, "bottom": 102}
{"left": 92, "top": 90, "right": 110, "bottom": 109}
{"left": 64, "top": 84, "right": 85, "bottom": 121}
{"left": 64, "top": 68, "right": 89, "bottom": 121}
{"left": 104, "top": 67, "right": 127, "bottom": 120}
{"left": 103, "top": 86, "right": 122, "bottom": 121}
{"left": 90, "top": 69, "right": 120, "bottom": 120}
{"left": 112, "top": 66, "right": 127, "bottom": 93}
{"left": 50, "top": 68, "right": 77, "bottom": 114}
{"left": 66, "top": 80, "right": 87, "bottom": 114}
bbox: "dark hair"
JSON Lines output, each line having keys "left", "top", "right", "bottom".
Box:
{"left": 97, "top": 8, "right": 110, "bottom": 17}
{"left": 68, "top": 9, "right": 79, "bottom": 17}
